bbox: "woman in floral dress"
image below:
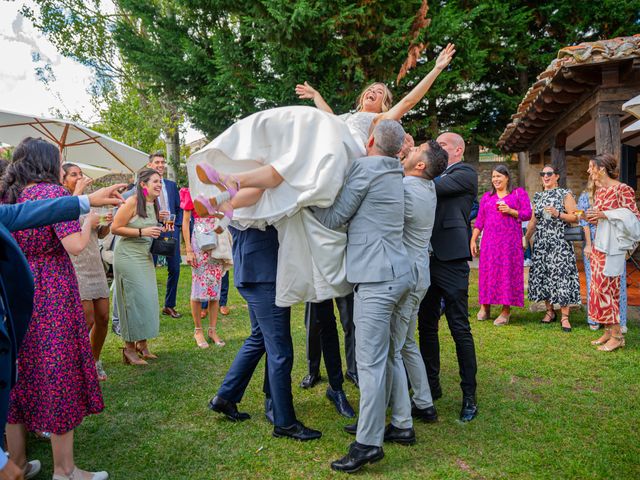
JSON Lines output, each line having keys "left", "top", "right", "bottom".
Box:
{"left": 180, "top": 187, "right": 227, "bottom": 348}
{"left": 586, "top": 153, "right": 640, "bottom": 351}
{"left": 525, "top": 165, "right": 581, "bottom": 332}
{"left": 0, "top": 138, "right": 107, "bottom": 480}
{"left": 470, "top": 165, "right": 531, "bottom": 325}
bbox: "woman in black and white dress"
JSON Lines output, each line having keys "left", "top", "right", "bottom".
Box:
{"left": 525, "top": 165, "right": 581, "bottom": 332}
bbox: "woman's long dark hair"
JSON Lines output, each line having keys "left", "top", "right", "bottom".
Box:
{"left": 491, "top": 164, "right": 512, "bottom": 195}
{"left": 135, "top": 168, "right": 161, "bottom": 219}
{"left": 0, "top": 137, "right": 62, "bottom": 204}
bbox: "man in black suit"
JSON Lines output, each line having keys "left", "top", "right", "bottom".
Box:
{"left": 417, "top": 132, "right": 479, "bottom": 422}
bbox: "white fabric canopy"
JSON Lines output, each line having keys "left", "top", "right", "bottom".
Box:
{"left": 0, "top": 108, "right": 148, "bottom": 174}
{"left": 62, "top": 161, "right": 112, "bottom": 180}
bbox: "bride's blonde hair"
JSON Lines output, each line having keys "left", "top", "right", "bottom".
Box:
{"left": 356, "top": 82, "right": 393, "bottom": 112}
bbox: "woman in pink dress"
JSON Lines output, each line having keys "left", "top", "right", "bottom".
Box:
{"left": 470, "top": 165, "right": 532, "bottom": 325}
{"left": 0, "top": 138, "right": 107, "bottom": 479}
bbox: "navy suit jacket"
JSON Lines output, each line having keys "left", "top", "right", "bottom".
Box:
{"left": 0, "top": 196, "right": 81, "bottom": 439}
{"left": 164, "top": 179, "right": 183, "bottom": 227}
{"left": 229, "top": 226, "right": 278, "bottom": 287}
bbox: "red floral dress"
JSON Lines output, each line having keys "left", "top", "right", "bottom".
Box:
{"left": 8, "top": 183, "right": 104, "bottom": 434}
{"left": 589, "top": 183, "right": 640, "bottom": 325}
{"left": 180, "top": 188, "right": 224, "bottom": 301}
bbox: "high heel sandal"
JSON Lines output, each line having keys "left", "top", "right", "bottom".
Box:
{"left": 476, "top": 309, "right": 489, "bottom": 321}
{"left": 540, "top": 310, "right": 556, "bottom": 324}
{"left": 208, "top": 326, "right": 225, "bottom": 347}
{"left": 597, "top": 334, "right": 625, "bottom": 352}
{"left": 194, "top": 327, "right": 209, "bottom": 349}
{"left": 196, "top": 163, "right": 240, "bottom": 193}
{"left": 193, "top": 193, "right": 233, "bottom": 218}
{"left": 135, "top": 342, "right": 158, "bottom": 359}
{"left": 122, "top": 348, "right": 148, "bottom": 365}
{"left": 493, "top": 314, "right": 510, "bottom": 326}
{"left": 52, "top": 466, "right": 108, "bottom": 480}
{"left": 560, "top": 315, "right": 572, "bottom": 332}
{"left": 214, "top": 207, "right": 233, "bottom": 234}
{"left": 591, "top": 326, "right": 611, "bottom": 345}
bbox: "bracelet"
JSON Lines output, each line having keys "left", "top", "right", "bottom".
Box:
{"left": 138, "top": 228, "right": 142, "bottom": 237}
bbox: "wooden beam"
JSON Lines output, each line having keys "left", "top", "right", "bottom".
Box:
{"left": 573, "top": 136, "right": 596, "bottom": 152}
{"left": 621, "top": 130, "right": 640, "bottom": 144}
{"left": 602, "top": 65, "right": 620, "bottom": 86}
{"left": 566, "top": 150, "right": 596, "bottom": 157}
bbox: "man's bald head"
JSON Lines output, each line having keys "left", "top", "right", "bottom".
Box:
{"left": 436, "top": 132, "right": 465, "bottom": 166}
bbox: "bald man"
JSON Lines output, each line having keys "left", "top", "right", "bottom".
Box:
{"left": 417, "top": 132, "right": 479, "bottom": 422}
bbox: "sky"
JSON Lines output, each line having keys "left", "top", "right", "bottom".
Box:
{"left": 0, "top": 1, "right": 203, "bottom": 146}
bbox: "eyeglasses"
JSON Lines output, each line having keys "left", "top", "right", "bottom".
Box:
{"left": 539, "top": 171, "right": 555, "bottom": 177}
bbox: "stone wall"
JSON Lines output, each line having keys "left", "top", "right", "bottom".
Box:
{"left": 521, "top": 154, "right": 590, "bottom": 199}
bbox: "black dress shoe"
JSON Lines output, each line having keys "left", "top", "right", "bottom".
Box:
{"left": 383, "top": 424, "right": 416, "bottom": 445}
{"left": 345, "top": 371, "right": 359, "bottom": 389}
{"left": 331, "top": 442, "right": 384, "bottom": 473}
{"left": 273, "top": 421, "right": 322, "bottom": 441}
{"left": 299, "top": 373, "right": 321, "bottom": 389}
{"left": 460, "top": 396, "right": 478, "bottom": 422}
{"left": 264, "top": 397, "right": 274, "bottom": 425}
{"left": 326, "top": 387, "right": 356, "bottom": 418}
{"left": 344, "top": 422, "right": 357, "bottom": 435}
{"left": 208, "top": 395, "right": 251, "bottom": 422}
{"left": 411, "top": 403, "right": 438, "bottom": 423}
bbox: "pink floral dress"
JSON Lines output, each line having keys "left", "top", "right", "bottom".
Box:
{"left": 8, "top": 183, "right": 104, "bottom": 434}
{"left": 180, "top": 188, "right": 224, "bottom": 301}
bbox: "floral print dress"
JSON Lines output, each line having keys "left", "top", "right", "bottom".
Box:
{"left": 528, "top": 188, "right": 581, "bottom": 306}
{"left": 180, "top": 188, "right": 224, "bottom": 301}
{"left": 8, "top": 183, "right": 104, "bottom": 434}
{"left": 589, "top": 183, "right": 640, "bottom": 325}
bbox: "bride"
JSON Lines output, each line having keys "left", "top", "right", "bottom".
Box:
{"left": 187, "top": 44, "right": 455, "bottom": 306}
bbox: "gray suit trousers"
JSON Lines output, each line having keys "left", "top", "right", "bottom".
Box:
{"left": 355, "top": 272, "right": 411, "bottom": 447}
{"left": 386, "top": 282, "right": 434, "bottom": 429}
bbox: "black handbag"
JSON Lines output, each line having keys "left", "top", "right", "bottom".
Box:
{"left": 150, "top": 236, "right": 177, "bottom": 256}
{"left": 564, "top": 225, "right": 585, "bottom": 242}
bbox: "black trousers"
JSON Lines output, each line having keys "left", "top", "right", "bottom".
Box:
{"left": 417, "top": 257, "right": 477, "bottom": 398}
{"left": 304, "top": 294, "right": 357, "bottom": 390}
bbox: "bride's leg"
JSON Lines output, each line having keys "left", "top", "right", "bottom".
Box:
{"left": 235, "top": 166, "right": 283, "bottom": 190}
{"left": 231, "top": 188, "right": 265, "bottom": 209}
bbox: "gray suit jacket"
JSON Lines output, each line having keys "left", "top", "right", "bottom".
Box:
{"left": 312, "top": 155, "right": 410, "bottom": 284}
{"left": 402, "top": 175, "right": 437, "bottom": 291}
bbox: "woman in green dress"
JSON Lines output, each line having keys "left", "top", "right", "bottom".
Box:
{"left": 111, "top": 168, "right": 168, "bottom": 365}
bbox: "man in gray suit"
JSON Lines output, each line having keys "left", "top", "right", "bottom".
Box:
{"left": 385, "top": 140, "right": 449, "bottom": 443}
{"left": 311, "top": 120, "right": 411, "bottom": 473}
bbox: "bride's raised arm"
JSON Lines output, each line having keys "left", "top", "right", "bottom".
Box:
{"left": 295, "top": 81, "right": 334, "bottom": 114}
{"left": 381, "top": 43, "right": 456, "bottom": 122}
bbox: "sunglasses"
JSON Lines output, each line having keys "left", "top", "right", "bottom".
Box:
{"left": 539, "top": 171, "right": 555, "bottom": 177}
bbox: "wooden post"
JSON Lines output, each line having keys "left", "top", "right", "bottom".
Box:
{"left": 595, "top": 111, "right": 622, "bottom": 162}
{"left": 551, "top": 132, "right": 567, "bottom": 188}
{"left": 518, "top": 152, "right": 528, "bottom": 189}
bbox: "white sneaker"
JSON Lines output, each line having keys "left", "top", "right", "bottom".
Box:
{"left": 621, "top": 325, "right": 628, "bottom": 334}
{"left": 523, "top": 259, "right": 532, "bottom": 267}
{"left": 24, "top": 460, "right": 41, "bottom": 479}
{"left": 52, "top": 467, "right": 109, "bottom": 480}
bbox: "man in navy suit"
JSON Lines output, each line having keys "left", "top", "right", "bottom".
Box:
{"left": 0, "top": 185, "right": 123, "bottom": 480}
{"left": 147, "top": 152, "right": 183, "bottom": 318}
{"left": 208, "top": 226, "right": 321, "bottom": 441}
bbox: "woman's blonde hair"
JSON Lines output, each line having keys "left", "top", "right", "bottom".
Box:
{"left": 356, "top": 82, "right": 393, "bottom": 113}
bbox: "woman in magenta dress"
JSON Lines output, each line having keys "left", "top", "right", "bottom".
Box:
{"left": 0, "top": 138, "right": 107, "bottom": 480}
{"left": 470, "top": 165, "right": 532, "bottom": 325}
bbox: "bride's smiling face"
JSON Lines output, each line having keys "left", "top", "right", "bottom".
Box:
{"left": 358, "top": 83, "right": 392, "bottom": 113}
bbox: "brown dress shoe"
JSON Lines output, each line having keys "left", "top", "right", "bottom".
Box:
{"left": 162, "top": 307, "right": 182, "bottom": 318}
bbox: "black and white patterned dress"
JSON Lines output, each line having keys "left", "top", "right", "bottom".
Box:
{"left": 528, "top": 188, "right": 581, "bottom": 306}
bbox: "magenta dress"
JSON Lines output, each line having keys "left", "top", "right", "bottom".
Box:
{"left": 8, "top": 183, "right": 104, "bottom": 434}
{"left": 475, "top": 187, "right": 532, "bottom": 307}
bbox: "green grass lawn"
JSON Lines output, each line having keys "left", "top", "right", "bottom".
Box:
{"left": 26, "top": 266, "right": 640, "bottom": 479}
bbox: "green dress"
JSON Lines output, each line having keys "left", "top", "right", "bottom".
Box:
{"left": 114, "top": 203, "right": 160, "bottom": 342}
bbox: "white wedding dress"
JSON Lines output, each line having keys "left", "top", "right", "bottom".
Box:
{"left": 187, "top": 106, "right": 376, "bottom": 306}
